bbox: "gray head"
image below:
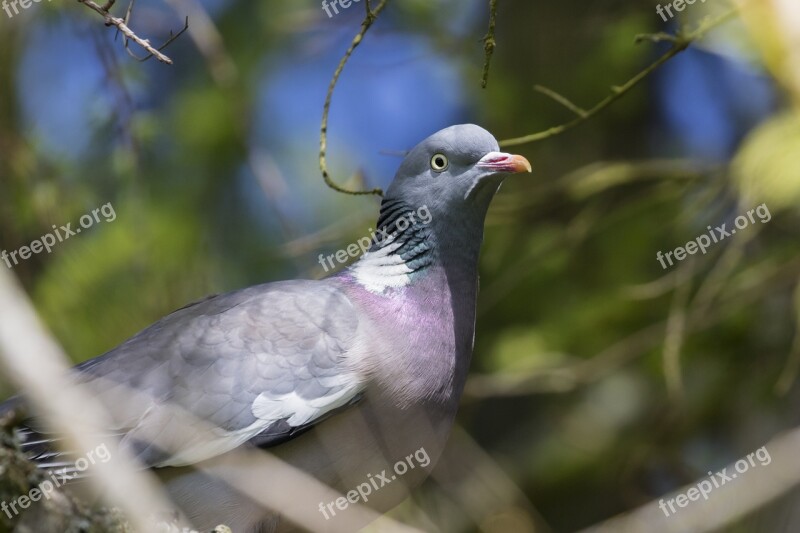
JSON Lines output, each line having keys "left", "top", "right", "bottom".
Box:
{"left": 344, "top": 125, "right": 531, "bottom": 292}
{"left": 384, "top": 124, "right": 531, "bottom": 220}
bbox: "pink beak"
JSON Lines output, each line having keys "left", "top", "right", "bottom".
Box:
{"left": 476, "top": 151, "right": 532, "bottom": 174}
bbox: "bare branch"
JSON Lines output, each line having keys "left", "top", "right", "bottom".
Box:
{"left": 481, "top": 0, "right": 498, "bottom": 89}
{"left": 162, "top": 0, "right": 238, "bottom": 86}
{"left": 77, "top": 0, "right": 188, "bottom": 65}
{"left": 533, "top": 84, "right": 588, "bottom": 117}
{"left": 319, "top": 0, "right": 390, "bottom": 197}
{"left": 499, "top": 8, "right": 739, "bottom": 147}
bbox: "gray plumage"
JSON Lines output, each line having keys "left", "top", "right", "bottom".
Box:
{"left": 1, "top": 124, "right": 531, "bottom": 532}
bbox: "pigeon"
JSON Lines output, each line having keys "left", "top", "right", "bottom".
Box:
{"left": 0, "top": 124, "right": 531, "bottom": 532}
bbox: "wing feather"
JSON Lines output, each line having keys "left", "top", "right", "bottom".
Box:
{"left": 7, "top": 280, "right": 366, "bottom": 470}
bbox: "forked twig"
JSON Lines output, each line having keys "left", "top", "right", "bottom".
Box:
{"left": 78, "top": 0, "right": 188, "bottom": 65}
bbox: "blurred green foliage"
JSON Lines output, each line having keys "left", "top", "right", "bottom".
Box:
{"left": 1, "top": 1, "right": 799, "bottom": 531}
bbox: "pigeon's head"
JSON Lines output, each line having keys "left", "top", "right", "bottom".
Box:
{"left": 384, "top": 124, "right": 531, "bottom": 218}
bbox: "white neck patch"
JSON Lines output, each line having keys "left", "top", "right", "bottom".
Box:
{"left": 349, "top": 236, "right": 413, "bottom": 294}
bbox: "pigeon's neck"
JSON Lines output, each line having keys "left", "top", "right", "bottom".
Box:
{"left": 335, "top": 198, "right": 487, "bottom": 407}
{"left": 344, "top": 197, "right": 489, "bottom": 297}
{"left": 346, "top": 199, "right": 436, "bottom": 294}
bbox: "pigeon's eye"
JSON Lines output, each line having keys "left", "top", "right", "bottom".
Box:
{"left": 430, "top": 154, "right": 449, "bottom": 172}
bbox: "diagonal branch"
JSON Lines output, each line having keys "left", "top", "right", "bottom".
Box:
{"left": 77, "top": 0, "right": 188, "bottom": 65}
{"left": 533, "top": 84, "right": 588, "bottom": 117}
{"left": 499, "top": 8, "right": 739, "bottom": 147}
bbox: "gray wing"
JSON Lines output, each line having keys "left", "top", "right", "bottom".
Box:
{"left": 19, "top": 279, "right": 365, "bottom": 470}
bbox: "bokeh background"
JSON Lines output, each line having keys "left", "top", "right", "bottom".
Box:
{"left": 1, "top": 0, "right": 800, "bottom": 531}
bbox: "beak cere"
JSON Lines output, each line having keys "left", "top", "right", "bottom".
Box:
{"left": 477, "top": 152, "right": 532, "bottom": 174}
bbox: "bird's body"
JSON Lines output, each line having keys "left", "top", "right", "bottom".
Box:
{"left": 1, "top": 124, "right": 531, "bottom": 532}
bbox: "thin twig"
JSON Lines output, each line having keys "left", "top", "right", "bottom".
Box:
{"left": 319, "top": 0, "right": 389, "bottom": 196}
{"left": 162, "top": 0, "right": 238, "bottom": 86}
{"left": 663, "top": 258, "right": 693, "bottom": 401}
{"left": 119, "top": 0, "right": 189, "bottom": 63}
{"left": 634, "top": 31, "right": 681, "bottom": 44}
{"left": 123, "top": 16, "right": 189, "bottom": 63}
{"left": 78, "top": 0, "right": 187, "bottom": 65}
{"left": 691, "top": 222, "right": 755, "bottom": 318}
{"left": 481, "top": 0, "right": 498, "bottom": 89}
{"left": 499, "top": 8, "right": 738, "bottom": 147}
{"left": 533, "top": 84, "right": 588, "bottom": 117}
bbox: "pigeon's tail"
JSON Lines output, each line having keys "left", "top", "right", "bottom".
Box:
{"left": 0, "top": 397, "right": 91, "bottom": 481}
{"left": 16, "top": 428, "right": 64, "bottom": 462}
{"left": 11, "top": 425, "right": 96, "bottom": 481}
